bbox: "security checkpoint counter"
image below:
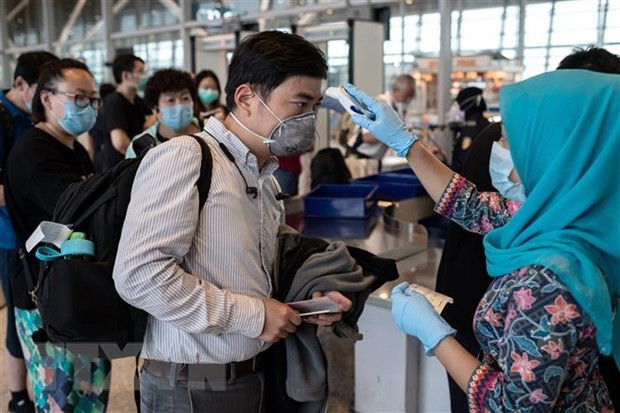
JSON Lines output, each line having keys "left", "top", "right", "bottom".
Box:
{"left": 284, "top": 196, "right": 451, "bottom": 413}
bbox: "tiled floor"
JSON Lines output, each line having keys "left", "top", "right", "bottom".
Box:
{"left": 0, "top": 307, "right": 355, "bottom": 413}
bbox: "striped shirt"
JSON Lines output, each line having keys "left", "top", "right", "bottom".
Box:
{"left": 113, "top": 117, "right": 284, "bottom": 363}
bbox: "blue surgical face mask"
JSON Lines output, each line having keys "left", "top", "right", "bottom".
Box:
{"left": 160, "top": 103, "right": 194, "bottom": 132}
{"left": 198, "top": 88, "right": 219, "bottom": 105}
{"left": 489, "top": 141, "right": 526, "bottom": 203}
{"left": 55, "top": 99, "right": 98, "bottom": 136}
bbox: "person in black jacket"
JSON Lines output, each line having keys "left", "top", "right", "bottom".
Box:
{"left": 450, "top": 87, "right": 490, "bottom": 173}
{"left": 4, "top": 58, "right": 110, "bottom": 412}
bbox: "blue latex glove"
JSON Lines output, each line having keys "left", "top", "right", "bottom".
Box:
{"left": 391, "top": 282, "right": 457, "bottom": 356}
{"left": 344, "top": 83, "right": 418, "bottom": 157}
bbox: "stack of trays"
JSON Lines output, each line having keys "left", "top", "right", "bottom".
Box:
{"left": 303, "top": 184, "right": 378, "bottom": 218}
{"left": 350, "top": 170, "right": 426, "bottom": 201}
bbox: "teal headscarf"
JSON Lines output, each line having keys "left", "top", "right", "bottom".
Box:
{"left": 484, "top": 69, "right": 620, "bottom": 365}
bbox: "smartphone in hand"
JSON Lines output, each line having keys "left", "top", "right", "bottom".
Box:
{"left": 287, "top": 296, "right": 342, "bottom": 317}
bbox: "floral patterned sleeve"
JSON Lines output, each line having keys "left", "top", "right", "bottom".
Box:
{"left": 434, "top": 173, "right": 521, "bottom": 235}
{"left": 467, "top": 266, "right": 602, "bottom": 412}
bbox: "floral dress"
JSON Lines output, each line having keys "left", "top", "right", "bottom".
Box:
{"left": 435, "top": 174, "right": 614, "bottom": 412}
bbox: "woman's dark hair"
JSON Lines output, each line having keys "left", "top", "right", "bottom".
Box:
{"left": 195, "top": 70, "right": 222, "bottom": 98}
{"left": 32, "top": 58, "right": 93, "bottom": 123}
{"left": 557, "top": 46, "right": 620, "bottom": 74}
{"left": 225, "top": 31, "right": 327, "bottom": 110}
{"left": 143, "top": 68, "right": 197, "bottom": 111}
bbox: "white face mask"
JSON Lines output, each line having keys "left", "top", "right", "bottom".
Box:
{"left": 489, "top": 142, "right": 526, "bottom": 203}
{"left": 448, "top": 102, "right": 465, "bottom": 122}
{"left": 230, "top": 93, "right": 316, "bottom": 157}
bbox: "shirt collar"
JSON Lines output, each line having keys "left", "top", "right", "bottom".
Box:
{"left": 203, "top": 116, "right": 278, "bottom": 174}
{"left": 0, "top": 89, "right": 29, "bottom": 119}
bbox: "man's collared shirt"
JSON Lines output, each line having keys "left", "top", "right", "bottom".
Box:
{"left": 114, "top": 117, "right": 284, "bottom": 363}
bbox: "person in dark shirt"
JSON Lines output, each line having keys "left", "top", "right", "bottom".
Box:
{"left": 4, "top": 58, "right": 110, "bottom": 412}
{"left": 94, "top": 54, "right": 149, "bottom": 171}
{"left": 0, "top": 50, "right": 57, "bottom": 413}
{"left": 450, "top": 87, "right": 490, "bottom": 173}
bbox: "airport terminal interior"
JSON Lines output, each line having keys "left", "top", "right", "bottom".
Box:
{"left": 0, "top": 0, "right": 619, "bottom": 412}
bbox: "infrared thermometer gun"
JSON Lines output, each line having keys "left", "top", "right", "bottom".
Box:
{"left": 325, "top": 86, "right": 376, "bottom": 121}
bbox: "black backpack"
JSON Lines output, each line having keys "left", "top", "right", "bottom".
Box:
{"left": 310, "top": 147, "right": 351, "bottom": 189}
{"left": 30, "top": 134, "right": 212, "bottom": 354}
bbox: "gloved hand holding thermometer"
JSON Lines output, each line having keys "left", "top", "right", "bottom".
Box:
{"left": 341, "top": 83, "right": 419, "bottom": 157}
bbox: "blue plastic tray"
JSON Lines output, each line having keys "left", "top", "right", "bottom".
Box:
{"left": 301, "top": 216, "right": 378, "bottom": 239}
{"left": 381, "top": 168, "right": 417, "bottom": 178}
{"left": 351, "top": 174, "right": 426, "bottom": 201}
{"left": 304, "top": 184, "right": 378, "bottom": 218}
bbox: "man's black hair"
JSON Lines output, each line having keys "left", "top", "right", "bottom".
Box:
{"left": 32, "top": 58, "right": 93, "bottom": 123}
{"left": 225, "top": 31, "right": 327, "bottom": 110}
{"left": 110, "top": 54, "right": 144, "bottom": 84}
{"left": 13, "top": 51, "right": 58, "bottom": 85}
{"left": 195, "top": 69, "right": 222, "bottom": 96}
{"left": 557, "top": 46, "right": 620, "bottom": 74}
{"left": 144, "top": 68, "right": 197, "bottom": 111}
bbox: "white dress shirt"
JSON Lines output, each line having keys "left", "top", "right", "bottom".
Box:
{"left": 113, "top": 117, "right": 284, "bottom": 364}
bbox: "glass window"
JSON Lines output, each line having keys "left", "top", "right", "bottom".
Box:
{"left": 522, "top": 48, "right": 548, "bottom": 79}
{"left": 550, "top": 0, "right": 597, "bottom": 45}
{"left": 502, "top": 6, "right": 520, "bottom": 49}
{"left": 419, "top": 13, "right": 440, "bottom": 54}
{"left": 113, "top": 32, "right": 183, "bottom": 73}
{"left": 403, "top": 15, "right": 419, "bottom": 55}
{"left": 525, "top": 3, "right": 552, "bottom": 48}
{"left": 460, "top": 7, "right": 504, "bottom": 52}
{"left": 60, "top": 41, "right": 106, "bottom": 84}
{"left": 604, "top": 2, "right": 620, "bottom": 43}
{"left": 54, "top": 0, "right": 103, "bottom": 43}
{"left": 385, "top": 16, "right": 404, "bottom": 56}
{"left": 547, "top": 46, "right": 576, "bottom": 70}
{"left": 7, "top": 0, "right": 45, "bottom": 47}
{"left": 115, "top": 0, "right": 179, "bottom": 32}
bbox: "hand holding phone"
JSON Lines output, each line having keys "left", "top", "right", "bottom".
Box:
{"left": 287, "top": 295, "right": 342, "bottom": 317}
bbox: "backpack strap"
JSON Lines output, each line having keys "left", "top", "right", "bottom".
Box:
{"left": 189, "top": 134, "right": 213, "bottom": 211}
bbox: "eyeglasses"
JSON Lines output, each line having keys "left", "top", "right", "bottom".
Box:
{"left": 48, "top": 89, "right": 102, "bottom": 109}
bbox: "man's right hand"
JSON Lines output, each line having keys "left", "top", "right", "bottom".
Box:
{"left": 259, "top": 298, "right": 302, "bottom": 342}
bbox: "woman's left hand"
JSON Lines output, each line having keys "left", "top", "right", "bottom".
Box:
{"left": 302, "top": 291, "right": 352, "bottom": 326}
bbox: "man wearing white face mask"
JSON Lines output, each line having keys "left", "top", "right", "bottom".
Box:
{"left": 346, "top": 74, "right": 415, "bottom": 163}
{"left": 125, "top": 68, "right": 202, "bottom": 159}
{"left": 114, "top": 31, "right": 352, "bottom": 413}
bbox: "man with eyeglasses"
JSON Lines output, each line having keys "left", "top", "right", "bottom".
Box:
{"left": 0, "top": 50, "right": 58, "bottom": 413}
{"left": 93, "top": 53, "right": 150, "bottom": 172}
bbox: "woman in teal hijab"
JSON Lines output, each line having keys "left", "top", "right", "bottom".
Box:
{"left": 344, "top": 69, "right": 618, "bottom": 411}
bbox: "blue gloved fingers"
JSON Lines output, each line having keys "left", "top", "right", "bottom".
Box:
{"left": 344, "top": 83, "right": 377, "bottom": 110}
{"left": 392, "top": 282, "right": 410, "bottom": 294}
{"left": 349, "top": 111, "right": 372, "bottom": 131}
{"left": 402, "top": 286, "right": 417, "bottom": 297}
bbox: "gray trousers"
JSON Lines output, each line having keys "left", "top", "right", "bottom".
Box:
{"left": 140, "top": 366, "right": 265, "bottom": 413}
